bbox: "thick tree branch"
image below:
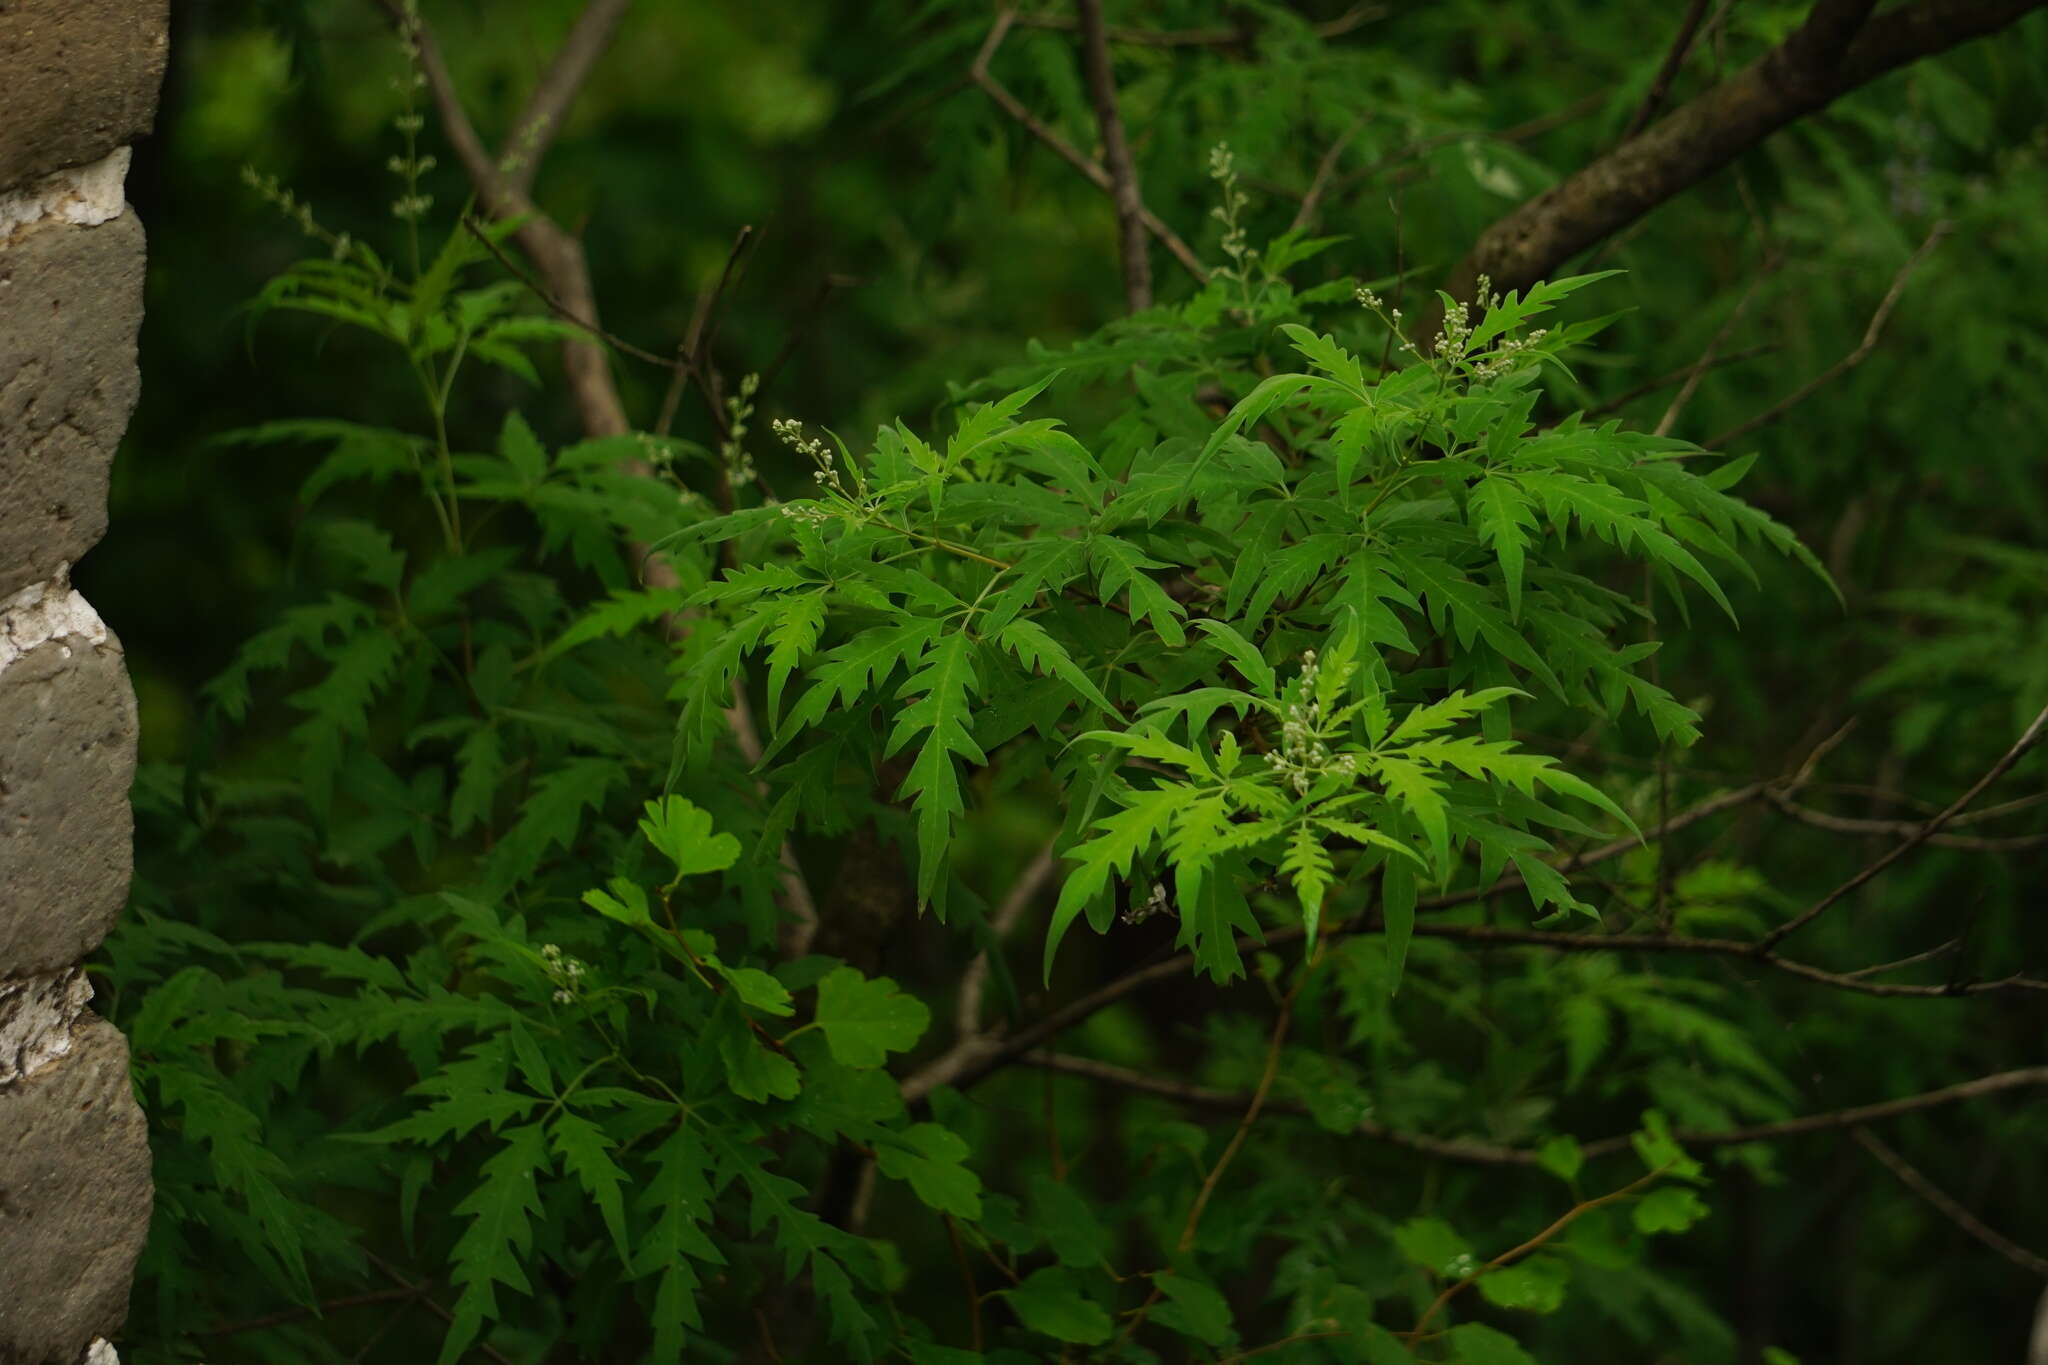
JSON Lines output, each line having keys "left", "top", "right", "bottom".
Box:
{"left": 1440, "top": 0, "right": 2048, "bottom": 307}
{"left": 1075, "top": 0, "right": 1152, "bottom": 311}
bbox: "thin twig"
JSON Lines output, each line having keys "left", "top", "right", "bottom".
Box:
{"left": 1178, "top": 967, "right": 1308, "bottom": 1252}
{"left": 1853, "top": 1128, "right": 2048, "bottom": 1277}
{"left": 200, "top": 1286, "right": 428, "bottom": 1337}
{"left": 1709, "top": 221, "right": 1953, "bottom": 447}
{"left": 1290, "top": 117, "right": 1369, "bottom": 232}
{"left": 1622, "top": 0, "right": 1713, "bottom": 140}
{"left": 501, "top": 0, "right": 635, "bottom": 197}
{"left": 1655, "top": 254, "right": 1776, "bottom": 436}
{"left": 1762, "top": 701, "right": 2048, "bottom": 949}
{"left": 1076, "top": 0, "right": 1152, "bottom": 311}
{"left": 969, "top": 11, "right": 1208, "bottom": 283}
{"left": 1583, "top": 342, "right": 1777, "bottom": 420}
{"left": 1032, "top": 1052, "right": 2048, "bottom": 1170}
{"left": 957, "top": 841, "right": 1061, "bottom": 1037}
{"left": 362, "top": 1250, "right": 518, "bottom": 1365}
{"left": 1767, "top": 790, "right": 2048, "bottom": 851}
{"left": 1012, "top": 3, "right": 1383, "bottom": 48}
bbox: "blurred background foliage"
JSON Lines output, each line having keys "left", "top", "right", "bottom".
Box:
{"left": 95, "top": 0, "right": 2047, "bottom": 1361}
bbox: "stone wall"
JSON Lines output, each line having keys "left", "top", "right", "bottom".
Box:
{"left": 0, "top": 4, "right": 168, "bottom": 1362}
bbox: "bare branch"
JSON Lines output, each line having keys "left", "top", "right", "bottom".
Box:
{"left": 957, "top": 841, "right": 1060, "bottom": 1037}
{"left": 969, "top": 12, "right": 1208, "bottom": 284}
{"left": 1622, "top": 0, "right": 1713, "bottom": 141}
{"left": 1853, "top": 1128, "right": 2048, "bottom": 1278}
{"left": 1440, "top": 0, "right": 2046, "bottom": 309}
{"left": 1654, "top": 253, "right": 1776, "bottom": 436}
{"left": 1290, "top": 117, "right": 1369, "bottom": 233}
{"left": 1013, "top": 4, "right": 1384, "bottom": 49}
{"left": 501, "top": 0, "right": 635, "bottom": 198}
{"left": 1761, "top": 701, "right": 2048, "bottom": 949}
{"left": 1033, "top": 1052, "right": 2048, "bottom": 1172}
{"left": 1582, "top": 342, "right": 1778, "bottom": 420}
{"left": 1707, "top": 221, "right": 1952, "bottom": 448}
{"left": 1075, "top": 0, "right": 1152, "bottom": 311}
{"left": 1766, "top": 789, "right": 2048, "bottom": 851}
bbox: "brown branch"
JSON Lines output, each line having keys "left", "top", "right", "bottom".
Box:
{"left": 1582, "top": 342, "right": 1778, "bottom": 420}
{"left": 1854, "top": 1128, "right": 2048, "bottom": 1278}
{"left": 500, "top": 0, "right": 635, "bottom": 198}
{"left": 1290, "top": 117, "right": 1369, "bottom": 233}
{"left": 1707, "top": 220, "right": 1952, "bottom": 447}
{"left": 1761, "top": 701, "right": 2048, "bottom": 949}
{"left": 1012, "top": 4, "right": 1384, "bottom": 49}
{"left": 969, "top": 12, "right": 1208, "bottom": 284}
{"left": 380, "top": 0, "right": 821, "bottom": 952}
{"left": 363, "top": 1250, "right": 518, "bottom": 1365}
{"left": 1075, "top": 0, "right": 1152, "bottom": 311}
{"left": 1766, "top": 789, "right": 2048, "bottom": 851}
{"left": 201, "top": 1286, "right": 428, "bottom": 1338}
{"left": 1439, "top": 0, "right": 2047, "bottom": 310}
{"left": 957, "top": 841, "right": 1061, "bottom": 1037}
{"left": 1654, "top": 254, "right": 1776, "bottom": 437}
{"left": 1033, "top": 1051, "right": 2048, "bottom": 1172}
{"left": 1622, "top": 0, "right": 1714, "bottom": 141}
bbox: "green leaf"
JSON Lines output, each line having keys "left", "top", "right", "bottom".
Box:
{"left": 1002, "top": 1267, "right": 1113, "bottom": 1345}
{"left": 1090, "top": 534, "right": 1187, "bottom": 645}
{"left": 718, "top": 965, "right": 795, "bottom": 1017}
{"left": 1151, "top": 1271, "right": 1236, "bottom": 1346}
{"left": 583, "top": 877, "right": 652, "bottom": 928}
{"left": 1445, "top": 1322, "right": 1538, "bottom": 1365}
{"left": 638, "top": 797, "right": 742, "bottom": 879}
{"left": 815, "top": 967, "right": 931, "bottom": 1068}
{"left": 1536, "top": 1135, "right": 1583, "bottom": 1184}
{"left": 1046, "top": 782, "right": 1198, "bottom": 980}
{"left": 1633, "top": 1186, "right": 1711, "bottom": 1234}
{"left": 1285, "top": 822, "right": 1334, "bottom": 949}
{"left": 1192, "top": 618, "right": 1277, "bottom": 696}
{"left": 1393, "top": 1217, "right": 1473, "bottom": 1277}
{"left": 874, "top": 1124, "right": 983, "bottom": 1218}
{"left": 440, "top": 1123, "right": 550, "bottom": 1365}
{"left": 764, "top": 588, "right": 830, "bottom": 720}
{"left": 718, "top": 1020, "right": 802, "bottom": 1103}
{"left": 997, "top": 617, "right": 1117, "bottom": 714}
{"left": 886, "top": 631, "right": 988, "bottom": 906}
{"left": 1475, "top": 1259, "right": 1568, "bottom": 1314}
{"left": 1029, "top": 1173, "right": 1110, "bottom": 1268}
{"left": 549, "top": 1113, "right": 631, "bottom": 1263}
{"left": 1382, "top": 857, "right": 1418, "bottom": 995}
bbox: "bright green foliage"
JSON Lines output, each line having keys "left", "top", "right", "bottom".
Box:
{"left": 101, "top": 5, "right": 2048, "bottom": 1363}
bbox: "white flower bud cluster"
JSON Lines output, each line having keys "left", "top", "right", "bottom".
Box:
{"left": 1207, "top": 142, "right": 1257, "bottom": 285}
{"left": 1435, "top": 273, "right": 1548, "bottom": 380}
{"left": 242, "top": 166, "right": 359, "bottom": 263}
{"left": 772, "top": 416, "right": 847, "bottom": 496}
{"left": 721, "top": 374, "right": 760, "bottom": 488}
{"left": 1262, "top": 649, "right": 1360, "bottom": 795}
{"left": 540, "top": 942, "right": 587, "bottom": 1005}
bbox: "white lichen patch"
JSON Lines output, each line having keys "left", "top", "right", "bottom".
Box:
{"left": 82, "top": 1338, "right": 122, "bottom": 1365}
{"left": 0, "top": 147, "right": 131, "bottom": 245}
{"left": 0, "top": 573, "right": 108, "bottom": 676}
{"left": 0, "top": 969, "right": 93, "bottom": 1086}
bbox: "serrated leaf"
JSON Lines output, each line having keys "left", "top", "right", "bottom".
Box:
{"left": 638, "top": 796, "right": 741, "bottom": 878}
{"left": 550, "top": 1113, "right": 631, "bottom": 1262}
{"left": 1152, "top": 1271, "right": 1236, "bottom": 1346}
{"left": 1003, "top": 1267, "right": 1112, "bottom": 1345}
{"left": 997, "top": 617, "right": 1116, "bottom": 714}
{"left": 815, "top": 967, "right": 930, "bottom": 1068}
{"left": 886, "top": 632, "right": 987, "bottom": 906}
{"left": 874, "top": 1123, "right": 982, "bottom": 1219}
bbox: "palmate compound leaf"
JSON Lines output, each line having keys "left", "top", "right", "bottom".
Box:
{"left": 885, "top": 631, "right": 987, "bottom": 906}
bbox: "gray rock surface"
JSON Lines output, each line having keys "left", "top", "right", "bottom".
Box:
{"left": 0, "top": 1, "right": 169, "bottom": 193}
{"left": 0, "top": 605, "right": 137, "bottom": 973}
{"left": 0, "top": 1019, "right": 152, "bottom": 1364}
{"left": 0, "top": 213, "right": 145, "bottom": 596}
